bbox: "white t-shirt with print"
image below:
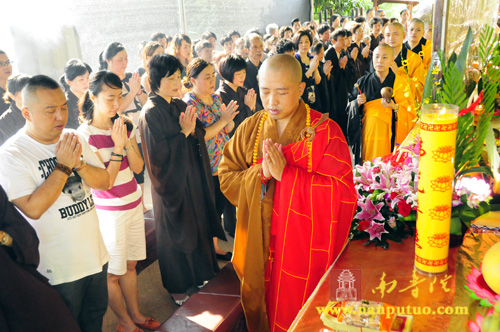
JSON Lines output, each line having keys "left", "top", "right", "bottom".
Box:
{"left": 0, "top": 129, "right": 109, "bottom": 285}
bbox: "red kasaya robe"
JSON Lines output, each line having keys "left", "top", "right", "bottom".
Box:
{"left": 218, "top": 100, "right": 357, "bottom": 332}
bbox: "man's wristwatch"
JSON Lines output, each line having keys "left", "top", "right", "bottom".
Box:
{"left": 74, "top": 155, "right": 87, "bottom": 172}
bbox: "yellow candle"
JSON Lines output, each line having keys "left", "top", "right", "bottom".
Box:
{"left": 415, "top": 104, "right": 458, "bottom": 275}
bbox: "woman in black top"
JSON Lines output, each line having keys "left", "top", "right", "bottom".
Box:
{"left": 139, "top": 54, "right": 224, "bottom": 305}
{"left": 349, "top": 24, "right": 372, "bottom": 81}
{"left": 293, "top": 30, "right": 321, "bottom": 111}
{"left": 59, "top": 59, "right": 92, "bottom": 129}
{"left": 216, "top": 54, "right": 256, "bottom": 137}
{"left": 0, "top": 74, "right": 30, "bottom": 145}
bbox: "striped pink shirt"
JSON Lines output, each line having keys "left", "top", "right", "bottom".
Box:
{"left": 77, "top": 122, "right": 142, "bottom": 211}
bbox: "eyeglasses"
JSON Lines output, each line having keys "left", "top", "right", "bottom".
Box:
{"left": 0, "top": 60, "right": 13, "bottom": 67}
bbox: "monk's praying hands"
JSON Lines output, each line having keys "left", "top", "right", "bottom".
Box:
{"left": 263, "top": 139, "right": 286, "bottom": 181}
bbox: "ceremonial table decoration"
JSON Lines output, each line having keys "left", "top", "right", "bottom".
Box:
{"left": 414, "top": 104, "right": 458, "bottom": 275}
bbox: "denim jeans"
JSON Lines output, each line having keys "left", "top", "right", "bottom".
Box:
{"left": 53, "top": 264, "right": 108, "bottom": 332}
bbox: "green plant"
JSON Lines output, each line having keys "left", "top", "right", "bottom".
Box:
{"left": 314, "top": 0, "right": 373, "bottom": 18}
{"left": 423, "top": 26, "right": 499, "bottom": 179}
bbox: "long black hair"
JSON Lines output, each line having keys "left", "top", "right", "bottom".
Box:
{"left": 59, "top": 59, "right": 92, "bottom": 92}
{"left": 99, "top": 42, "right": 126, "bottom": 70}
{"left": 79, "top": 70, "right": 133, "bottom": 130}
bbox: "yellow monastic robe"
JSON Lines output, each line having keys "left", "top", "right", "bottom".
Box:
{"left": 360, "top": 72, "right": 417, "bottom": 161}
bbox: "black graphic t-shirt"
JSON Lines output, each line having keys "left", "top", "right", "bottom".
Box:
{"left": 0, "top": 129, "right": 109, "bottom": 285}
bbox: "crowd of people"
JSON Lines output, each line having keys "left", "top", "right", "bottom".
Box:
{"left": 0, "top": 7, "right": 471, "bottom": 332}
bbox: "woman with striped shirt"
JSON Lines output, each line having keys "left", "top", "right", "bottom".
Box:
{"left": 78, "top": 71, "right": 159, "bottom": 332}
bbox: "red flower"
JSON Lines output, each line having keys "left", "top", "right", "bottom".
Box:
{"left": 358, "top": 220, "right": 371, "bottom": 232}
{"left": 390, "top": 192, "right": 398, "bottom": 200}
{"left": 398, "top": 200, "right": 412, "bottom": 217}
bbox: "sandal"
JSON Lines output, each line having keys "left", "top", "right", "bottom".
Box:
{"left": 171, "top": 294, "right": 189, "bottom": 306}
{"left": 116, "top": 324, "right": 143, "bottom": 332}
{"left": 135, "top": 317, "right": 160, "bottom": 330}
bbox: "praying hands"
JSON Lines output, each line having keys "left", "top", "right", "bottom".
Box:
{"left": 261, "top": 139, "right": 286, "bottom": 181}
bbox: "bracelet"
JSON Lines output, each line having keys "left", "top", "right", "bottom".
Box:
{"left": 0, "top": 231, "right": 12, "bottom": 246}
{"left": 74, "top": 160, "right": 87, "bottom": 172}
{"left": 109, "top": 158, "right": 123, "bottom": 162}
{"left": 111, "top": 152, "right": 123, "bottom": 157}
{"left": 259, "top": 166, "right": 273, "bottom": 185}
{"left": 54, "top": 163, "right": 73, "bottom": 176}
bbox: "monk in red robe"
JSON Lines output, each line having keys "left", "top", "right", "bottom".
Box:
{"left": 218, "top": 54, "right": 357, "bottom": 332}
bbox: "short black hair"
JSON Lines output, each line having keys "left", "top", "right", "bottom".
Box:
{"left": 148, "top": 54, "right": 184, "bottom": 93}
{"left": 332, "top": 29, "right": 347, "bottom": 41}
{"left": 151, "top": 32, "right": 167, "bottom": 42}
{"left": 318, "top": 23, "right": 330, "bottom": 35}
{"left": 352, "top": 23, "right": 363, "bottom": 34}
{"left": 228, "top": 30, "right": 241, "bottom": 39}
{"left": 382, "top": 18, "right": 390, "bottom": 26}
{"left": 218, "top": 54, "right": 247, "bottom": 82}
{"left": 291, "top": 18, "right": 300, "bottom": 25}
{"left": 390, "top": 18, "right": 399, "bottom": 23}
{"left": 355, "top": 16, "right": 366, "bottom": 23}
{"left": 201, "top": 31, "right": 217, "bottom": 41}
{"left": 310, "top": 40, "right": 325, "bottom": 55}
{"left": 293, "top": 30, "right": 313, "bottom": 50}
{"left": 195, "top": 40, "right": 213, "bottom": 54}
{"left": 369, "top": 17, "right": 383, "bottom": 28}
{"left": 400, "top": 9, "right": 409, "bottom": 15}
{"left": 220, "top": 35, "right": 233, "bottom": 47}
{"left": 340, "top": 17, "right": 348, "bottom": 25}
{"left": 330, "top": 14, "right": 340, "bottom": 25}
{"left": 376, "top": 9, "right": 385, "bottom": 15}
{"left": 345, "top": 30, "right": 353, "bottom": 38}
{"left": 275, "top": 39, "right": 295, "bottom": 54}
{"left": 366, "top": 8, "right": 374, "bottom": 15}
{"left": 23, "top": 75, "right": 61, "bottom": 106}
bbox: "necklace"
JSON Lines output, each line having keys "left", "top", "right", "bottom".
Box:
{"left": 253, "top": 105, "right": 313, "bottom": 172}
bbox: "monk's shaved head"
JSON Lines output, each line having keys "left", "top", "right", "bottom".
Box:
{"left": 259, "top": 54, "right": 302, "bottom": 85}
{"left": 386, "top": 22, "right": 405, "bottom": 34}
{"left": 375, "top": 43, "right": 394, "bottom": 57}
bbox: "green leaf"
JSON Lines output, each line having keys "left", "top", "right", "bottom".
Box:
{"left": 456, "top": 166, "right": 494, "bottom": 178}
{"left": 479, "top": 298, "right": 494, "bottom": 308}
{"left": 460, "top": 209, "right": 478, "bottom": 223}
{"left": 455, "top": 28, "right": 474, "bottom": 75}
{"left": 479, "top": 25, "right": 498, "bottom": 65}
{"left": 450, "top": 217, "right": 463, "bottom": 235}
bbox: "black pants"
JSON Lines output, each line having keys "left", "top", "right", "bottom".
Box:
{"left": 213, "top": 175, "right": 236, "bottom": 238}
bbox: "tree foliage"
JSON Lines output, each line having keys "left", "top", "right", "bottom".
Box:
{"left": 314, "top": 0, "right": 373, "bottom": 17}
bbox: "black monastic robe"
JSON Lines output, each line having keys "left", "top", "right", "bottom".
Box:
{"left": 138, "top": 94, "right": 225, "bottom": 294}
{"left": 324, "top": 46, "right": 355, "bottom": 136}
{"left": 0, "top": 186, "right": 81, "bottom": 332}
{"left": 0, "top": 103, "right": 24, "bottom": 145}
{"left": 216, "top": 82, "right": 253, "bottom": 137}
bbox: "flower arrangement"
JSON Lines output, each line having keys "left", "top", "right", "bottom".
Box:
{"left": 351, "top": 134, "right": 492, "bottom": 249}
{"left": 351, "top": 142, "right": 419, "bottom": 249}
